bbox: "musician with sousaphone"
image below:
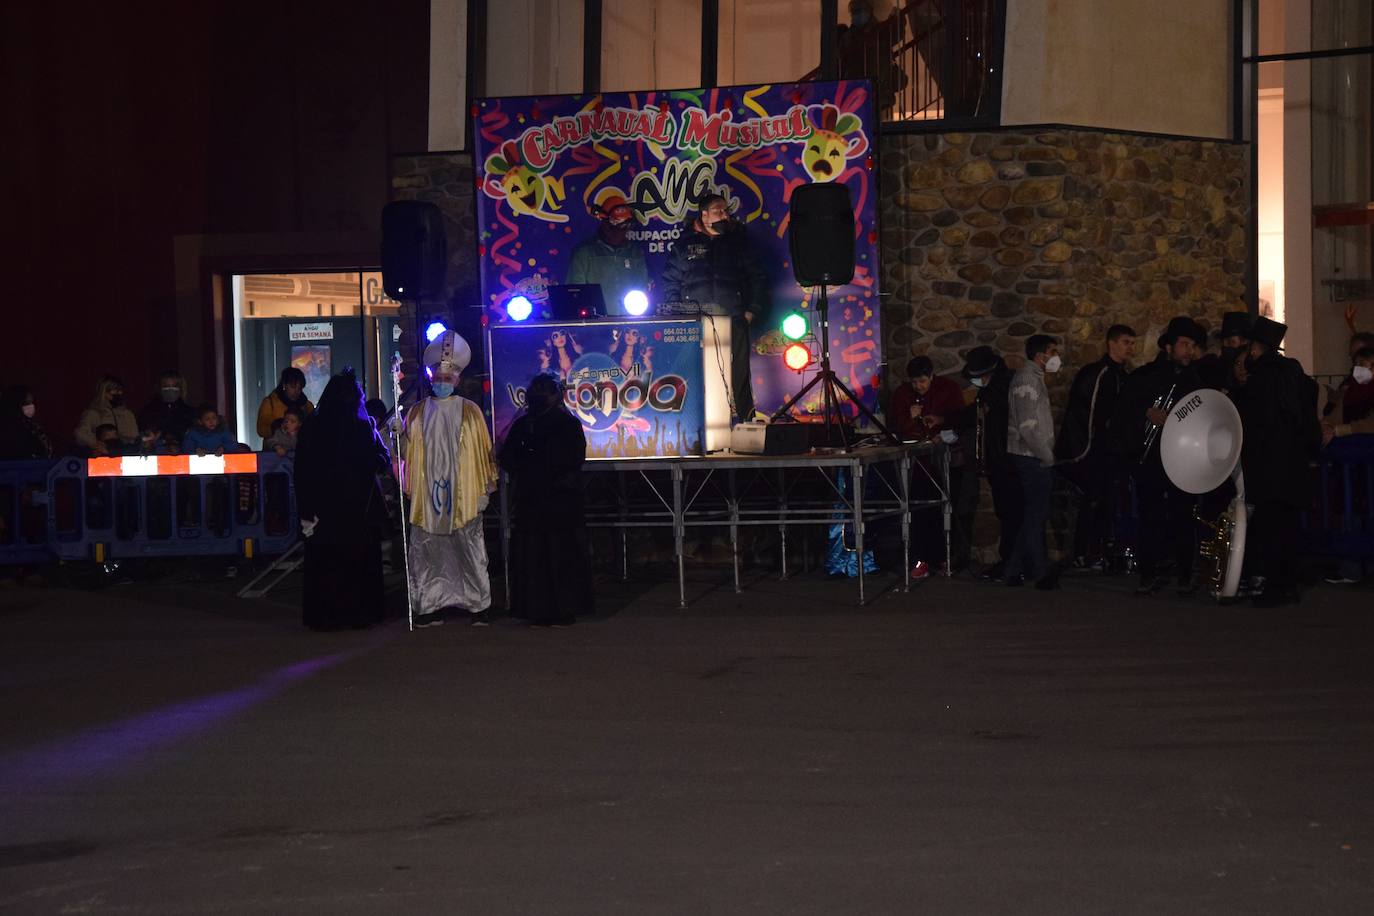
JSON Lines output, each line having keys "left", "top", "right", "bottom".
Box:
{"left": 1109, "top": 315, "right": 1208, "bottom": 596}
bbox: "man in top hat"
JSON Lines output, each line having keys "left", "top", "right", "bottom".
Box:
{"left": 958, "top": 345, "right": 1021, "bottom": 579}
{"left": 1234, "top": 316, "right": 1321, "bottom": 606}
{"left": 401, "top": 330, "right": 499, "bottom": 626}
{"left": 566, "top": 192, "right": 651, "bottom": 316}
{"left": 1110, "top": 316, "right": 1208, "bottom": 595}
{"left": 1196, "top": 310, "right": 1253, "bottom": 393}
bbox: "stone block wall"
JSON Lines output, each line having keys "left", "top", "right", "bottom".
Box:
{"left": 878, "top": 128, "right": 1248, "bottom": 564}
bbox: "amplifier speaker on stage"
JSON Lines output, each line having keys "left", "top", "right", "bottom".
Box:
{"left": 729, "top": 421, "right": 810, "bottom": 456}
{"left": 381, "top": 200, "right": 447, "bottom": 300}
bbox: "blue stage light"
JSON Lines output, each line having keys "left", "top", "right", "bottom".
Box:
{"left": 424, "top": 321, "right": 447, "bottom": 343}
{"left": 623, "top": 289, "right": 649, "bottom": 316}
{"left": 507, "top": 296, "right": 534, "bottom": 321}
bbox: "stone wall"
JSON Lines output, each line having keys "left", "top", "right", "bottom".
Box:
{"left": 878, "top": 128, "right": 1248, "bottom": 563}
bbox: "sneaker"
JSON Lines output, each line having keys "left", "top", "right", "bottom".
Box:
{"left": 415, "top": 614, "right": 445, "bottom": 628}
{"left": 1324, "top": 575, "right": 1360, "bottom": 585}
{"left": 470, "top": 610, "right": 491, "bottom": 627}
{"left": 910, "top": 560, "right": 931, "bottom": 581}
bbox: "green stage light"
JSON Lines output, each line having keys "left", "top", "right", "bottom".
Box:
{"left": 780, "top": 311, "right": 808, "bottom": 341}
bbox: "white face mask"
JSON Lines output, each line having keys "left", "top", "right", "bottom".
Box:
{"left": 21, "top": 404, "right": 36, "bottom": 418}
{"left": 1044, "top": 355, "right": 1062, "bottom": 374}
{"left": 970, "top": 376, "right": 987, "bottom": 388}
{"left": 1354, "top": 365, "right": 1373, "bottom": 385}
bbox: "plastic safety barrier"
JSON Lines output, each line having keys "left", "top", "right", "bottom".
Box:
{"left": 1305, "top": 435, "right": 1374, "bottom": 558}
{"left": 0, "top": 460, "right": 58, "bottom": 566}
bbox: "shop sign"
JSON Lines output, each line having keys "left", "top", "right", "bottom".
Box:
{"left": 289, "top": 322, "right": 334, "bottom": 341}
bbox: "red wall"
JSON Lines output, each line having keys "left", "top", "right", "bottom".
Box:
{"left": 2, "top": 1, "right": 429, "bottom": 448}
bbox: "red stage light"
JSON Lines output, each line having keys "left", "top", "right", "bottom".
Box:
{"left": 783, "top": 343, "right": 811, "bottom": 372}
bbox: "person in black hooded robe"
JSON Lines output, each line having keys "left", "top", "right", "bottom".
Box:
{"left": 500, "top": 374, "right": 593, "bottom": 626}
{"left": 294, "top": 369, "right": 390, "bottom": 630}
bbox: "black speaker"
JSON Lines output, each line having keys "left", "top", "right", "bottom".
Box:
{"left": 788, "top": 183, "right": 855, "bottom": 287}
{"left": 381, "top": 201, "right": 447, "bottom": 300}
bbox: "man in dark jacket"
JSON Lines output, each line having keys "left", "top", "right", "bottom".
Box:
{"left": 1056, "top": 324, "right": 1135, "bottom": 567}
{"left": 138, "top": 370, "right": 198, "bottom": 452}
{"left": 1235, "top": 316, "right": 1321, "bottom": 607}
{"left": 659, "top": 194, "right": 770, "bottom": 420}
{"left": 1110, "top": 316, "right": 1206, "bottom": 594}
{"left": 1196, "top": 310, "right": 1252, "bottom": 393}
{"left": 958, "top": 346, "right": 1020, "bottom": 579}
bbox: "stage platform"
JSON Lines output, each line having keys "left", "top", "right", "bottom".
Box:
{"left": 498, "top": 441, "right": 950, "bottom": 607}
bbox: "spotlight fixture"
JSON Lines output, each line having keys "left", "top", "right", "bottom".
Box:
{"left": 424, "top": 320, "right": 448, "bottom": 343}
{"left": 780, "top": 311, "right": 808, "bottom": 341}
{"left": 507, "top": 296, "right": 534, "bottom": 321}
{"left": 623, "top": 289, "right": 650, "bottom": 316}
{"left": 783, "top": 343, "right": 812, "bottom": 372}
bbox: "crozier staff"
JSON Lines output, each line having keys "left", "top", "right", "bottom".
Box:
{"left": 659, "top": 193, "right": 770, "bottom": 421}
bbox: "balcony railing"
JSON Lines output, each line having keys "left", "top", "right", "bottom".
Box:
{"left": 807, "top": 0, "right": 1005, "bottom": 126}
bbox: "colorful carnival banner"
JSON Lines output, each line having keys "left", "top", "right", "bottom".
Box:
{"left": 489, "top": 319, "right": 705, "bottom": 459}
{"left": 472, "top": 80, "right": 882, "bottom": 418}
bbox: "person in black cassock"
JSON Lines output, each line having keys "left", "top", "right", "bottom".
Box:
{"left": 1234, "top": 316, "right": 1321, "bottom": 607}
{"left": 1110, "top": 316, "right": 1206, "bottom": 595}
{"left": 500, "top": 374, "right": 593, "bottom": 626}
{"left": 293, "top": 369, "right": 391, "bottom": 631}
{"left": 1055, "top": 324, "right": 1135, "bottom": 569}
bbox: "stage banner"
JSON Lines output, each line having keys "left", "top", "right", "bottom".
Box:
{"left": 473, "top": 80, "right": 881, "bottom": 418}
{"left": 489, "top": 319, "right": 705, "bottom": 459}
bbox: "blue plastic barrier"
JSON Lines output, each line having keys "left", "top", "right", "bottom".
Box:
{"left": 0, "top": 460, "right": 58, "bottom": 566}
{"left": 1305, "top": 435, "right": 1374, "bottom": 558}
{"left": 45, "top": 453, "right": 299, "bottom": 563}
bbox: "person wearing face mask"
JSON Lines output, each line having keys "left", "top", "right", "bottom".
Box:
{"left": 1234, "top": 317, "right": 1321, "bottom": 606}
{"left": 565, "top": 194, "right": 651, "bottom": 317}
{"left": 0, "top": 386, "right": 52, "bottom": 460}
{"left": 1004, "top": 335, "right": 1062, "bottom": 589}
{"left": 500, "top": 374, "right": 592, "bottom": 626}
{"left": 137, "top": 370, "right": 198, "bottom": 451}
{"left": 659, "top": 192, "right": 770, "bottom": 421}
{"left": 1324, "top": 347, "right": 1374, "bottom": 441}
{"left": 958, "top": 345, "right": 1020, "bottom": 579}
{"left": 1195, "top": 311, "right": 1252, "bottom": 394}
{"left": 74, "top": 376, "right": 140, "bottom": 456}
{"left": 400, "top": 330, "right": 499, "bottom": 627}
{"left": 256, "top": 367, "right": 315, "bottom": 442}
{"left": 1055, "top": 325, "right": 1135, "bottom": 570}
{"left": 1110, "top": 316, "right": 1207, "bottom": 595}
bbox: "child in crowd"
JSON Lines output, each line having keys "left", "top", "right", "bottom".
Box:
{"left": 94, "top": 423, "right": 127, "bottom": 457}
{"left": 263, "top": 408, "right": 303, "bottom": 456}
{"left": 182, "top": 405, "right": 240, "bottom": 456}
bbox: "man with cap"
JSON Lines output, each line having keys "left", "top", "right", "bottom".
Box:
{"left": 1196, "top": 310, "right": 1253, "bottom": 393}
{"left": 1056, "top": 324, "right": 1135, "bottom": 569}
{"left": 958, "top": 345, "right": 1021, "bottom": 579}
{"left": 401, "top": 330, "right": 500, "bottom": 626}
{"left": 566, "top": 193, "right": 651, "bottom": 316}
{"left": 1110, "top": 315, "right": 1207, "bottom": 595}
{"left": 1235, "top": 316, "right": 1321, "bottom": 606}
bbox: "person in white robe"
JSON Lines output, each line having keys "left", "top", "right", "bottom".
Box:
{"left": 401, "top": 330, "right": 499, "bottom": 626}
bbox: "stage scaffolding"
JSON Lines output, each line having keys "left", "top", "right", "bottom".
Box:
{"left": 497, "top": 442, "right": 950, "bottom": 607}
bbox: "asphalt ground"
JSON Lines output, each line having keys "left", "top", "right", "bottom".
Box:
{"left": 1, "top": 560, "right": 1372, "bottom": 914}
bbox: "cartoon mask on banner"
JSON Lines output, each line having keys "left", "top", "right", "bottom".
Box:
{"left": 483, "top": 141, "right": 568, "bottom": 222}
{"left": 802, "top": 105, "right": 868, "bottom": 183}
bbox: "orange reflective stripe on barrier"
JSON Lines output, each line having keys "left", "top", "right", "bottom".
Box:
{"left": 86, "top": 454, "right": 260, "bottom": 477}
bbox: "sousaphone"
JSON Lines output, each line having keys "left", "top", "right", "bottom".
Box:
{"left": 1159, "top": 389, "right": 1247, "bottom": 600}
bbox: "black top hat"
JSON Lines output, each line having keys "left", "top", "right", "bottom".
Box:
{"left": 1157, "top": 316, "right": 1208, "bottom": 349}
{"left": 1249, "top": 316, "right": 1287, "bottom": 350}
{"left": 961, "top": 345, "right": 1002, "bottom": 378}
{"left": 1214, "top": 311, "right": 1253, "bottom": 341}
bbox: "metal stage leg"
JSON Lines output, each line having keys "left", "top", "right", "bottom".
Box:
{"left": 854, "top": 459, "right": 866, "bottom": 606}
{"left": 778, "top": 469, "right": 788, "bottom": 581}
{"left": 673, "top": 464, "right": 686, "bottom": 608}
{"left": 900, "top": 453, "right": 912, "bottom": 592}
{"left": 729, "top": 469, "right": 740, "bottom": 594}
{"left": 618, "top": 471, "right": 629, "bottom": 582}
{"left": 942, "top": 446, "right": 953, "bottom": 576}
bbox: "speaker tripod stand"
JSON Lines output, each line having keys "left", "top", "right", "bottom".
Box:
{"left": 770, "top": 285, "right": 900, "bottom": 448}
